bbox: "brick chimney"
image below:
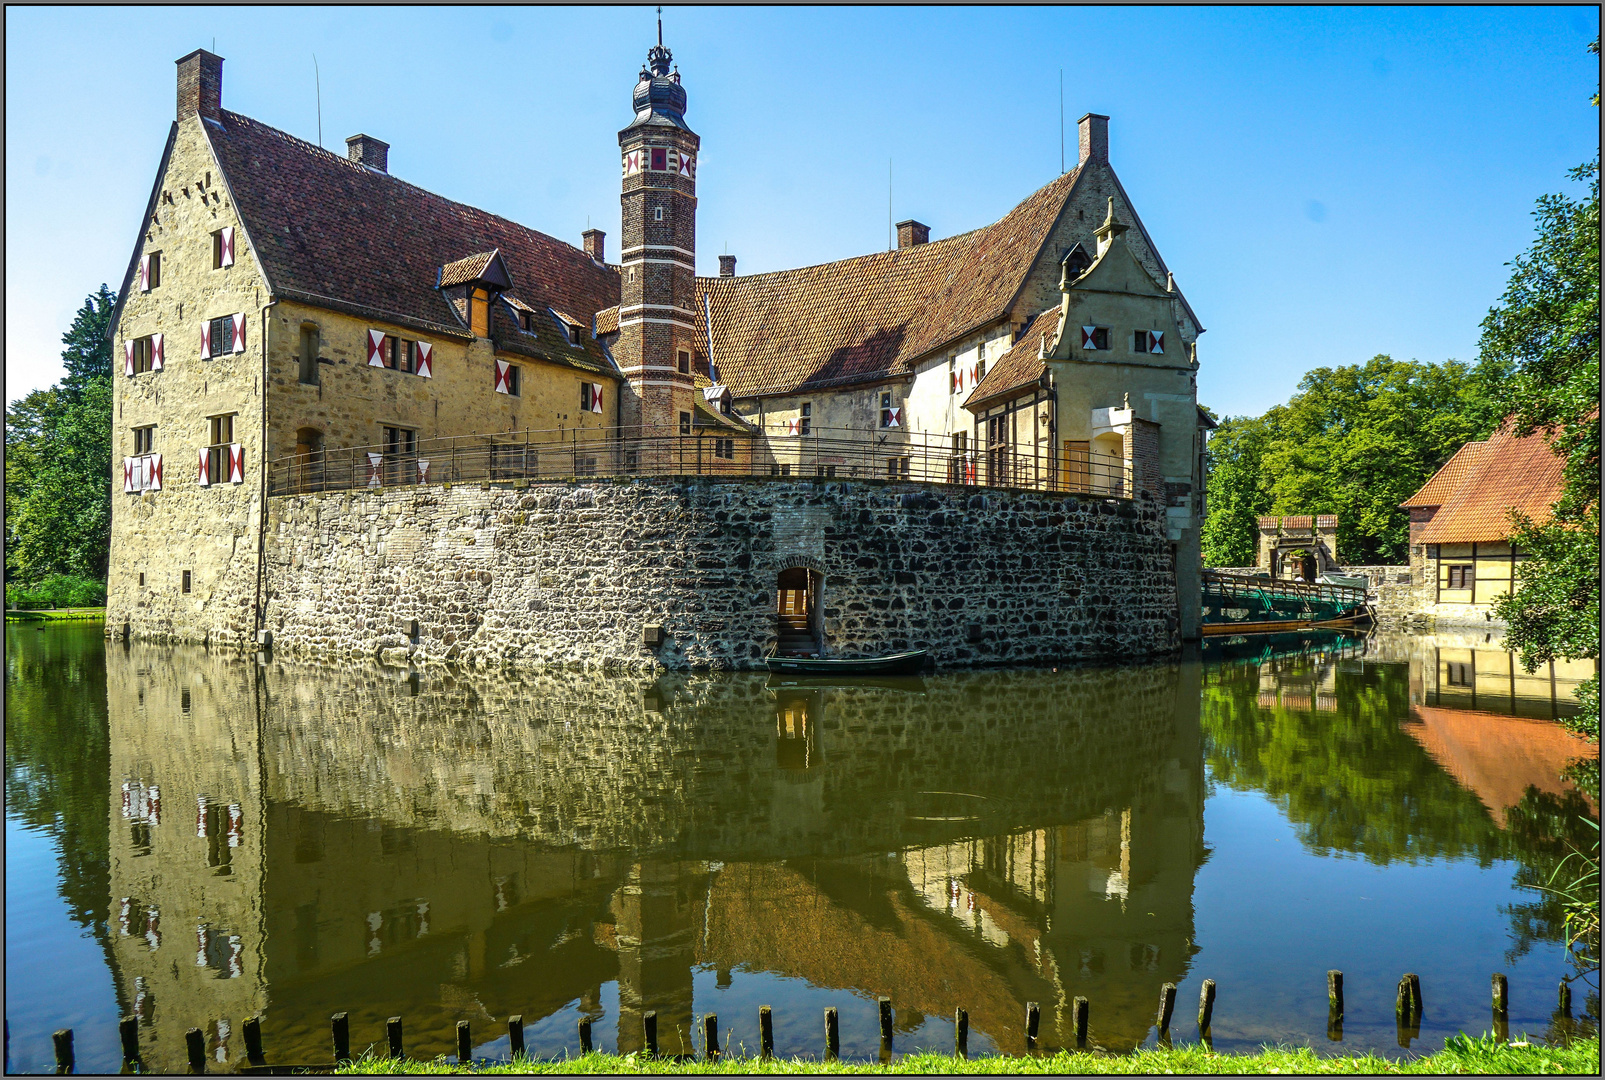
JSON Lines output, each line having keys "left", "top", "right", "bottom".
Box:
{"left": 346, "top": 134, "right": 389, "bottom": 173}
{"left": 1078, "top": 113, "right": 1109, "bottom": 166}
{"left": 718, "top": 254, "right": 737, "bottom": 277}
{"left": 582, "top": 229, "right": 605, "bottom": 262}
{"left": 895, "top": 220, "right": 930, "bottom": 249}
{"left": 176, "top": 49, "right": 223, "bottom": 123}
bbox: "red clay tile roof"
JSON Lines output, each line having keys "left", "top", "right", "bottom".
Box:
{"left": 1401, "top": 440, "right": 1488, "bottom": 507}
{"left": 439, "top": 251, "right": 499, "bottom": 288}
{"left": 697, "top": 168, "right": 1084, "bottom": 398}
{"left": 1414, "top": 422, "right": 1566, "bottom": 544}
{"left": 594, "top": 305, "right": 619, "bottom": 336}
{"left": 205, "top": 111, "right": 619, "bottom": 339}
{"left": 963, "top": 311, "right": 1055, "bottom": 410}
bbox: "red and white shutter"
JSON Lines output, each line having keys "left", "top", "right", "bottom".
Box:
{"left": 200, "top": 321, "right": 212, "bottom": 360}
{"left": 219, "top": 226, "right": 235, "bottom": 267}
{"left": 231, "top": 313, "right": 246, "bottom": 353}
{"left": 588, "top": 382, "right": 604, "bottom": 413}
{"left": 1081, "top": 326, "right": 1099, "bottom": 349}
{"left": 148, "top": 454, "right": 163, "bottom": 491}
{"left": 417, "top": 459, "right": 430, "bottom": 483}
{"left": 138, "top": 255, "right": 150, "bottom": 293}
{"left": 228, "top": 444, "right": 244, "bottom": 484}
{"left": 151, "top": 333, "right": 164, "bottom": 371}
{"left": 414, "top": 341, "right": 432, "bottom": 378}
{"left": 493, "top": 358, "right": 511, "bottom": 394}
{"left": 124, "top": 341, "right": 136, "bottom": 376}
{"left": 886, "top": 406, "right": 902, "bottom": 428}
{"left": 123, "top": 458, "right": 137, "bottom": 493}
{"left": 198, "top": 447, "right": 211, "bottom": 487}
{"left": 1148, "top": 330, "right": 1164, "bottom": 353}
{"left": 367, "top": 453, "right": 383, "bottom": 486}
{"left": 367, "top": 330, "right": 386, "bottom": 367}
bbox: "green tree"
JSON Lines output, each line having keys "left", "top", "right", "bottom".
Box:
{"left": 4, "top": 285, "right": 116, "bottom": 585}
{"left": 1482, "top": 153, "right": 1601, "bottom": 742}
{"left": 1200, "top": 412, "right": 1278, "bottom": 567}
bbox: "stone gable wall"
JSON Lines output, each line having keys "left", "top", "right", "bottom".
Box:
{"left": 263, "top": 476, "right": 1180, "bottom": 671}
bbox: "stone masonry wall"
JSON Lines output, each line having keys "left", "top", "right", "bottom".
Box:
{"left": 264, "top": 476, "right": 1180, "bottom": 671}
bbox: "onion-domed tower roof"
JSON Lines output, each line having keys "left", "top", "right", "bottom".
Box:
{"left": 622, "top": 18, "right": 691, "bottom": 134}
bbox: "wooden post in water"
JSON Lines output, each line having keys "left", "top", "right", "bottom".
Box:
{"left": 703, "top": 1014, "right": 719, "bottom": 1062}
{"left": 1407, "top": 973, "right": 1423, "bottom": 1019}
{"left": 824, "top": 1007, "right": 840, "bottom": 1060}
{"left": 759, "top": 1007, "right": 773, "bottom": 1060}
{"left": 119, "top": 1016, "right": 141, "bottom": 1068}
{"left": 954, "top": 1009, "right": 969, "bottom": 1059}
{"left": 331, "top": 1012, "right": 350, "bottom": 1064}
{"left": 879, "top": 997, "right": 894, "bottom": 1050}
{"left": 242, "top": 1016, "right": 264, "bottom": 1066}
{"left": 1492, "top": 973, "right": 1509, "bottom": 1017}
{"left": 1025, "top": 1000, "right": 1041, "bottom": 1049}
{"left": 1157, "top": 982, "right": 1177, "bottom": 1033}
{"left": 185, "top": 1027, "right": 206, "bottom": 1073}
{"left": 1198, "top": 980, "right": 1216, "bottom": 1033}
{"left": 1395, "top": 976, "right": 1411, "bottom": 1022}
{"left": 387, "top": 1016, "right": 403, "bottom": 1060}
{"left": 1072, "top": 997, "right": 1088, "bottom": 1049}
{"left": 508, "top": 1016, "right": 525, "bottom": 1059}
{"left": 1326, "top": 970, "right": 1343, "bottom": 1019}
{"left": 1559, "top": 981, "right": 1572, "bottom": 1017}
{"left": 456, "top": 1021, "right": 471, "bottom": 1064}
{"left": 578, "top": 1017, "right": 593, "bottom": 1054}
{"left": 643, "top": 1011, "right": 658, "bottom": 1057}
{"left": 52, "top": 1029, "right": 74, "bottom": 1074}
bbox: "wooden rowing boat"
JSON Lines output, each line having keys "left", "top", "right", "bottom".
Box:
{"left": 764, "top": 650, "right": 929, "bottom": 676}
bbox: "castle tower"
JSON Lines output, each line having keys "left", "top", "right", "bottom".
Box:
{"left": 617, "top": 20, "right": 700, "bottom": 437}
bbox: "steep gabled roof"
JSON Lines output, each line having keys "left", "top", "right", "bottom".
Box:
{"left": 203, "top": 111, "right": 619, "bottom": 338}
{"left": 964, "top": 311, "right": 1055, "bottom": 411}
{"left": 696, "top": 168, "right": 1084, "bottom": 398}
{"left": 1401, "top": 440, "right": 1489, "bottom": 508}
{"left": 1409, "top": 422, "right": 1567, "bottom": 544}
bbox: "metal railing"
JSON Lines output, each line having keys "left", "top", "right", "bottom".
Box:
{"left": 1202, "top": 570, "right": 1368, "bottom": 610}
{"left": 267, "top": 425, "right": 1133, "bottom": 498}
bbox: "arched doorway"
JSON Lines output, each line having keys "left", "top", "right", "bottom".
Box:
{"left": 775, "top": 566, "right": 823, "bottom": 657}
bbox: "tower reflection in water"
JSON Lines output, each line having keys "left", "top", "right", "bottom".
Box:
{"left": 104, "top": 647, "right": 1205, "bottom": 1068}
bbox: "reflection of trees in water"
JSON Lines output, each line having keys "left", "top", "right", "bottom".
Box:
{"left": 1203, "top": 655, "right": 1600, "bottom": 1021}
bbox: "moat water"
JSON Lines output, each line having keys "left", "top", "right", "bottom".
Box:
{"left": 4, "top": 622, "right": 1597, "bottom": 1072}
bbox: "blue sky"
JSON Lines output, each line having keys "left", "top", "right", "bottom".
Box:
{"left": 4, "top": 5, "right": 1598, "bottom": 416}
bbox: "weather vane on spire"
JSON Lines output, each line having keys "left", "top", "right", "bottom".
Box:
{"left": 647, "top": 5, "right": 673, "bottom": 75}
{"left": 657, "top": 6, "right": 663, "bottom": 48}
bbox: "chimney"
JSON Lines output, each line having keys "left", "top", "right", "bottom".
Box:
{"left": 718, "top": 254, "right": 737, "bottom": 277}
{"left": 176, "top": 49, "right": 223, "bottom": 123}
{"left": 345, "top": 134, "right": 390, "bottom": 173}
{"left": 582, "top": 229, "right": 606, "bottom": 262}
{"left": 1078, "top": 113, "right": 1109, "bottom": 166}
{"left": 895, "top": 220, "right": 930, "bottom": 249}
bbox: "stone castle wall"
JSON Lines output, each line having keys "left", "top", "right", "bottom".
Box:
{"left": 263, "top": 476, "right": 1180, "bottom": 671}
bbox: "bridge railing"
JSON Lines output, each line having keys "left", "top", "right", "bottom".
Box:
{"left": 1202, "top": 570, "right": 1368, "bottom": 610}
{"left": 266, "top": 425, "right": 1134, "bottom": 499}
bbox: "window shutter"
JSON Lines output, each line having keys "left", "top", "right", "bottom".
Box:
{"left": 124, "top": 341, "right": 136, "bottom": 376}
{"left": 198, "top": 447, "right": 211, "bottom": 487}
{"left": 587, "top": 382, "right": 604, "bottom": 413}
{"left": 200, "top": 321, "right": 212, "bottom": 361}
{"left": 1081, "top": 326, "right": 1098, "bottom": 349}
{"left": 123, "top": 458, "right": 137, "bottom": 493}
{"left": 417, "top": 459, "right": 430, "bottom": 483}
{"left": 228, "top": 444, "right": 244, "bottom": 484}
{"left": 415, "top": 341, "right": 433, "bottom": 378}
{"left": 494, "top": 358, "right": 511, "bottom": 394}
{"left": 367, "top": 330, "right": 386, "bottom": 367}
{"left": 138, "top": 255, "right": 150, "bottom": 293}
{"left": 231, "top": 313, "right": 246, "bottom": 354}
{"left": 887, "top": 406, "right": 902, "bottom": 428}
{"left": 148, "top": 454, "right": 163, "bottom": 491}
{"left": 1149, "top": 330, "right": 1164, "bottom": 353}
{"left": 151, "top": 333, "right": 164, "bottom": 371}
{"left": 220, "top": 226, "right": 235, "bottom": 267}
{"left": 367, "top": 452, "right": 383, "bottom": 487}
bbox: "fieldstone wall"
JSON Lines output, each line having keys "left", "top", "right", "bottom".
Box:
{"left": 263, "top": 476, "right": 1180, "bottom": 671}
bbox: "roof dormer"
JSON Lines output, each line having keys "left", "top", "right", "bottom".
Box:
{"left": 438, "top": 250, "right": 512, "bottom": 337}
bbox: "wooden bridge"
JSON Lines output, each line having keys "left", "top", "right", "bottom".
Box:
{"left": 1201, "top": 571, "right": 1372, "bottom": 637}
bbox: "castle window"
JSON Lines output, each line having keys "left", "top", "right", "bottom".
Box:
{"left": 799, "top": 402, "right": 812, "bottom": 436}
{"left": 886, "top": 456, "right": 911, "bottom": 479}
{"left": 139, "top": 573, "right": 145, "bottom": 587}
{"left": 653, "top": 206, "right": 664, "bottom": 222}
{"left": 506, "top": 364, "right": 521, "bottom": 396}
{"left": 714, "top": 438, "right": 735, "bottom": 460}
{"left": 1079, "top": 326, "right": 1109, "bottom": 351}
{"left": 1447, "top": 564, "right": 1474, "bottom": 590}
{"left": 204, "top": 413, "right": 236, "bottom": 486}
{"left": 679, "top": 411, "right": 691, "bottom": 436}
{"left": 211, "top": 226, "right": 235, "bottom": 269}
{"left": 182, "top": 570, "right": 192, "bottom": 593}
{"left": 385, "top": 337, "right": 415, "bottom": 374}
{"left": 129, "top": 336, "right": 156, "bottom": 375}
{"left": 299, "top": 323, "right": 320, "bottom": 385}
{"left": 879, "top": 392, "right": 901, "bottom": 429}
{"left": 678, "top": 350, "right": 691, "bottom": 375}
{"left": 208, "top": 316, "right": 232, "bottom": 358}
{"left": 133, "top": 426, "right": 155, "bottom": 455}
{"left": 141, "top": 252, "right": 162, "bottom": 290}
{"left": 651, "top": 148, "right": 668, "bottom": 171}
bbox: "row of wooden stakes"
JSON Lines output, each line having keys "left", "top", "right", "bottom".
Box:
{"left": 28, "top": 970, "right": 1576, "bottom": 1073}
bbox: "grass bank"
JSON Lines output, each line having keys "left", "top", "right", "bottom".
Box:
{"left": 337, "top": 1035, "right": 1599, "bottom": 1075}
{"left": 4, "top": 607, "right": 105, "bottom": 622}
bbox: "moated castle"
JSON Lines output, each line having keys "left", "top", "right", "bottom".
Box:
{"left": 106, "top": 37, "right": 1211, "bottom": 669}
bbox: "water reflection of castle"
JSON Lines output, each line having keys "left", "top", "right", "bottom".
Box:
{"left": 105, "top": 647, "right": 1205, "bottom": 1068}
